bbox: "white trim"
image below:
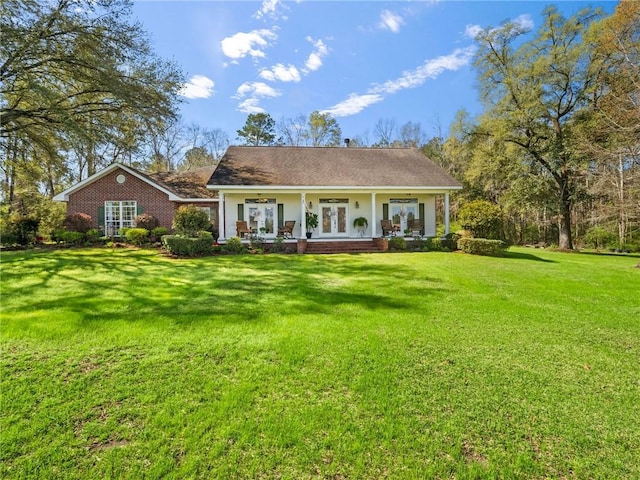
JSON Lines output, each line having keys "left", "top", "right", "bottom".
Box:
{"left": 52, "top": 163, "right": 214, "bottom": 202}
{"left": 209, "top": 185, "right": 461, "bottom": 194}
{"left": 174, "top": 198, "right": 218, "bottom": 203}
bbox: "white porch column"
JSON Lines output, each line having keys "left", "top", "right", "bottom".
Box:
{"left": 370, "top": 192, "right": 377, "bottom": 237}
{"left": 218, "top": 191, "right": 225, "bottom": 241}
{"left": 300, "top": 192, "right": 307, "bottom": 239}
{"left": 444, "top": 192, "right": 450, "bottom": 235}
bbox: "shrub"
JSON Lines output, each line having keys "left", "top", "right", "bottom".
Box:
{"left": 51, "top": 228, "right": 67, "bottom": 244}
{"left": 85, "top": 228, "right": 103, "bottom": 244}
{"left": 409, "top": 237, "right": 428, "bottom": 251}
{"left": 583, "top": 226, "right": 617, "bottom": 250}
{"left": 441, "top": 232, "right": 460, "bottom": 251}
{"left": 172, "top": 205, "right": 210, "bottom": 237}
{"left": 161, "top": 234, "right": 213, "bottom": 256}
{"left": 150, "top": 226, "right": 169, "bottom": 242}
{"left": 428, "top": 237, "right": 443, "bottom": 252}
{"left": 63, "top": 213, "right": 93, "bottom": 233}
{"left": 1, "top": 231, "right": 18, "bottom": 246}
{"left": 388, "top": 236, "right": 406, "bottom": 251}
{"left": 458, "top": 237, "right": 507, "bottom": 256}
{"left": 135, "top": 213, "right": 159, "bottom": 231}
{"left": 223, "top": 236, "right": 244, "bottom": 254}
{"left": 8, "top": 217, "right": 40, "bottom": 246}
{"left": 125, "top": 228, "right": 149, "bottom": 246}
{"left": 270, "top": 236, "right": 286, "bottom": 253}
{"left": 458, "top": 200, "right": 502, "bottom": 239}
{"left": 61, "top": 231, "right": 85, "bottom": 245}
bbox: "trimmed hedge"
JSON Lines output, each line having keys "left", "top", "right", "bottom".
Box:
{"left": 125, "top": 228, "right": 149, "bottom": 246}
{"left": 388, "top": 236, "right": 406, "bottom": 251}
{"left": 458, "top": 237, "right": 507, "bottom": 256}
{"left": 162, "top": 232, "right": 213, "bottom": 256}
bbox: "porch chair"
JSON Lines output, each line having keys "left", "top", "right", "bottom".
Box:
{"left": 236, "top": 221, "right": 252, "bottom": 238}
{"left": 277, "top": 220, "right": 296, "bottom": 238}
{"left": 381, "top": 219, "right": 399, "bottom": 236}
{"left": 408, "top": 219, "right": 424, "bottom": 236}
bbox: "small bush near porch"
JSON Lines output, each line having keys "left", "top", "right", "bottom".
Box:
{"left": 2, "top": 248, "right": 639, "bottom": 479}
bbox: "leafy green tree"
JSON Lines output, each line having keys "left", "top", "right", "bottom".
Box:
{"left": 236, "top": 113, "right": 276, "bottom": 146}
{"left": 0, "top": 0, "right": 183, "bottom": 232}
{"left": 577, "top": 0, "right": 640, "bottom": 246}
{"left": 474, "top": 6, "right": 604, "bottom": 249}
{"left": 305, "top": 111, "right": 342, "bottom": 147}
{"left": 1, "top": 0, "right": 183, "bottom": 143}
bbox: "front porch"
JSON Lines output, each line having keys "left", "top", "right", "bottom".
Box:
{"left": 216, "top": 191, "right": 453, "bottom": 243}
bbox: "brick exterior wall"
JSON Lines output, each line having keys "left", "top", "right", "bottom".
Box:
{"left": 65, "top": 167, "right": 216, "bottom": 231}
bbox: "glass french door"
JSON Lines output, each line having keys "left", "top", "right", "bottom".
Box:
{"left": 248, "top": 204, "right": 275, "bottom": 236}
{"left": 105, "top": 200, "right": 136, "bottom": 236}
{"left": 390, "top": 201, "right": 418, "bottom": 233}
{"left": 320, "top": 203, "right": 348, "bottom": 237}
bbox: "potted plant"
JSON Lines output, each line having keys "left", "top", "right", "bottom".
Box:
{"left": 305, "top": 211, "right": 318, "bottom": 239}
{"left": 353, "top": 216, "right": 368, "bottom": 237}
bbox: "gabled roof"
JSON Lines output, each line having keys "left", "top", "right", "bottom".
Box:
{"left": 208, "top": 146, "right": 461, "bottom": 189}
{"left": 53, "top": 163, "right": 217, "bottom": 202}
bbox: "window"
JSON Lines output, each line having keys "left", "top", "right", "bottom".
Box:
{"left": 105, "top": 201, "right": 137, "bottom": 236}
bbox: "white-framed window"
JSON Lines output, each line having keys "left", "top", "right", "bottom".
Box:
{"left": 105, "top": 201, "right": 137, "bottom": 236}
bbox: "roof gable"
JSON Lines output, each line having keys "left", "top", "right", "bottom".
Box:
{"left": 53, "top": 163, "right": 217, "bottom": 202}
{"left": 209, "top": 146, "right": 461, "bottom": 189}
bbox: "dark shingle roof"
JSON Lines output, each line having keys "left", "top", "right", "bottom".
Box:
{"left": 209, "top": 146, "right": 461, "bottom": 188}
{"left": 146, "top": 166, "right": 218, "bottom": 199}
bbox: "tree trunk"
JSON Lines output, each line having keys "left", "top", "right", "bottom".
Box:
{"left": 558, "top": 182, "right": 574, "bottom": 250}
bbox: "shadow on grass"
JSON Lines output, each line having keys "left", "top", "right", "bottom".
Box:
{"left": 1, "top": 248, "right": 449, "bottom": 332}
{"left": 503, "top": 250, "right": 556, "bottom": 263}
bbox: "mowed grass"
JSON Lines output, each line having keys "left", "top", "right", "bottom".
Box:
{"left": 1, "top": 247, "right": 639, "bottom": 479}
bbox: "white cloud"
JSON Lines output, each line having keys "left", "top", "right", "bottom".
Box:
{"left": 221, "top": 29, "right": 277, "bottom": 60}
{"left": 321, "top": 93, "right": 384, "bottom": 117}
{"left": 323, "top": 46, "right": 475, "bottom": 118}
{"left": 514, "top": 14, "right": 534, "bottom": 32}
{"left": 259, "top": 64, "right": 301, "bottom": 82}
{"left": 372, "top": 46, "right": 475, "bottom": 95}
{"left": 304, "top": 37, "right": 329, "bottom": 73}
{"left": 234, "top": 81, "right": 281, "bottom": 113}
{"left": 237, "top": 98, "right": 265, "bottom": 114}
{"left": 255, "top": 0, "right": 278, "bottom": 19}
{"left": 467, "top": 14, "right": 534, "bottom": 39}
{"left": 464, "top": 24, "right": 483, "bottom": 39}
{"left": 179, "top": 75, "right": 215, "bottom": 99}
{"left": 254, "top": 0, "right": 288, "bottom": 20}
{"left": 378, "top": 10, "right": 404, "bottom": 33}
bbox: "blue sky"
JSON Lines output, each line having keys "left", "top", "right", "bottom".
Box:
{"left": 132, "top": 0, "right": 616, "bottom": 144}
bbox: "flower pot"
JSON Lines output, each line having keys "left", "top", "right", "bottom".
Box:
{"left": 306, "top": 232, "right": 312, "bottom": 239}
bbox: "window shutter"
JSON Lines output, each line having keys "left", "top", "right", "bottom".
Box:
{"left": 137, "top": 206, "right": 143, "bottom": 215}
{"left": 98, "top": 207, "right": 105, "bottom": 228}
{"left": 277, "top": 204, "right": 284, "bottom": 229}
{"left": 419, "top": 203, "right": 425, "bottom": 234}
{"left": 237, "top": 204, "right": 244, "bottom": 221}
{"left": 383, "top": 203, "right": 389, "bottom": 220}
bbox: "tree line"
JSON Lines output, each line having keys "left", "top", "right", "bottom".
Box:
{"left": 1, "top": 0, "right": 638, "bottom": 250}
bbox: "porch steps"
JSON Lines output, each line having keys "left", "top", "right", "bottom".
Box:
{"left": 304, "top": 240, "right": 382, "bottom": 254}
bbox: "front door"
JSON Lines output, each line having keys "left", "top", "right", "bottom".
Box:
{"left": 320, "top": 201, "right": 348, "bottom": 237}
{"left": 248, "top": 204, "right": 275, "bottom": 237}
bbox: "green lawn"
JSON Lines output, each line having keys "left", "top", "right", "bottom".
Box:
{"left": 1, "top": 247, "right": 639, "bottom": 479}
